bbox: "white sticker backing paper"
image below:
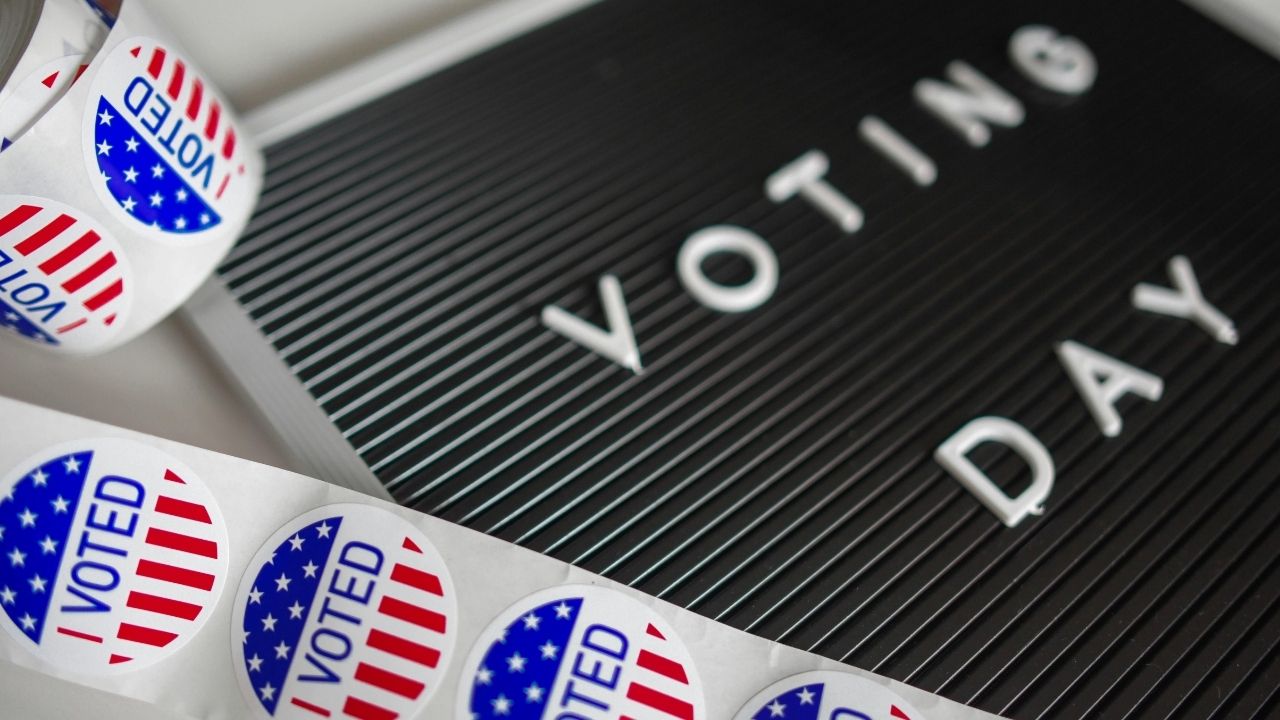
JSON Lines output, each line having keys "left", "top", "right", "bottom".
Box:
{"left": 0, "top": 396, "right": 1006, "bottom": 720}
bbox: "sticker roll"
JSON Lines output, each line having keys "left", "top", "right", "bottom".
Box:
{"left": 0, "top": 396, "right": 1001, "bottom": 720}
{"left": 0, "top": 0, "right": 111, "bottom": 150}
{"left": 0, "top": 0, "right": 263, "bottom": 355}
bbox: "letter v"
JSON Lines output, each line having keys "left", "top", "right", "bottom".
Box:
{"left": 61, "top": 585, "right": 110, "bottom": 613}
{"left": 298, "top": 653, "right": 340, "bottom": 683}
{"left": 541, "top": 275, "right": 643, "bottom": 373}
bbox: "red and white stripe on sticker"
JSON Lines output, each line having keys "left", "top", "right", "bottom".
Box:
{"left": 133, "top": 44, "right": 238, "bottom": 168}
{"left": 0, "top": 195, "right": 130, "bottom": 351}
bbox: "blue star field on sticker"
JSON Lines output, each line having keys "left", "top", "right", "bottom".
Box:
{"left": 93, "top": 98, "right": 221, "bottom": 234}
{"left": 0, "top": 453, "right": 91, "bottom": 644}
{"left": 734, "top": 672, "right": 920, "bottom": 720}
{"left": 471, "top": 597, "right": 582, "bottom": 719}
{"left": 240, "top": 516, "right": 341, "bottom": 716}
{"left": 749, "top": 684, "right": 825, "bottom": 720}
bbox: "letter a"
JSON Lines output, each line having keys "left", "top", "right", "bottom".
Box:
{"left": 1056, "top": 340, "right": 1163, "bottom": 438}
{"left": 541, "top": 275, "right": 642, "bottom": 373}
{"left": 935, "top": 416, "right": 1055, "bottom": 527}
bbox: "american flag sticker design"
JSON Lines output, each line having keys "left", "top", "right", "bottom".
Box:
{"left": 231, "top": 503, "right": 458, "bottom": 720}
{"left": 85, "top": 37, "right": 250, "bottom": 240}
{"left": 0, "top": 195, "right": 132, "bottom": 351}
{"left": 731, "top": 671, "right": 923, "bottom": 720}
{"left": 460, "top": 584, "right": 706, "bottom": 720}
{"left": 0, "top": 438, "right": 228, "bottom": 673}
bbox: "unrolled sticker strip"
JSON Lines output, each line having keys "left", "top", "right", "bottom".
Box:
{"left": 0, "top": 0, "right": 264, "bottom": 355}
{"left": 0, "top": 397, "right": 1003, "bottom": 720}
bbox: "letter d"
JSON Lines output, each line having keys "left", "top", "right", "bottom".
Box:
{"left": 123, "top": 76, "right": 154, "bottom": 116}
{"left": 581, "top": 624, "right": 628, "bottom": 661}
{"left": 934, "top": 416, "right": 1054, "bottom": 528}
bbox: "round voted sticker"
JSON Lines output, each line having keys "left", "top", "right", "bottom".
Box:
{"left": 732, "top": 671, "right": 926, "bottom": 720}
{"left": 459, "top": 584, "right": 706, "bottom": 720}
{"left": 0, "top": 194, "right": 132, "bottom": 352}
{"left": 231, "top": 503, "right": 458, "bottom": 720}
{"left": 0, "top": 438, "right": 229, "bottom": 673}
{"left": 84, "top": 37, "right": 252, "bottom": 241}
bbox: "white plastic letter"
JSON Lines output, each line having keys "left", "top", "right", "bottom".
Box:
{"left": 764, "top": 150, "right": 864, "bottom": 233}
{"left": 1009, "top": 25, "right": 1097, "bottom": 95}
{"left": 858, "top": 115, "right": 937, "bottom": 186}
{"left": 935, "top": 416, "right": 1055, "bottom": 527}
{"left": 1132, "top": 255, "right": 1238, "bottom": 345}
{"left": 914, "top": 61, "right": 1025, "bottom": 147}
{"left": 1056, "top": 340, "right": 1163, "bottom": 438}
{"left": 541, "top": 275, "right": 642, "bottom": 373}
{"left": 677, "top": 225, "right": 778, "bottom": 313}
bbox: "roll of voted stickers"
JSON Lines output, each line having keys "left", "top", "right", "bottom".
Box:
{"left": 0, "top": 438, "right": 229, "bottom": 674}
{"left": 231, "top": 503, "right": 459, "bottom": 720}
{"left": 732, "top": 671, "right": 926, "bottom": 720}
{"left": 0, "top": 194, "right": 132, "bottom": 350}
{"left": 0, "top": 0, "right": 263, "bottom": 354}
{"left": 459, "top": 584, "right": 706, "bottom": 720}
{"left": 0, "top": 0, "right": 109, "bottom": 150}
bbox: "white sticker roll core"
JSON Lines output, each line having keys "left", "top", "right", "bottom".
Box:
{"left": 0, "top": 0, "right": 109, "bottom": 149}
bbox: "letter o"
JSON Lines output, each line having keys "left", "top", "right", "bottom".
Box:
{"left": 178, "top": 134, "right": 203, "bottom": 169}
{"left": 71, "top": 561, "right": 120, "bottom": 592}
{"left": 311, "top": 628, "right": 352, "bottom": 660}
{"left": 12, "top": 283, "right": 50, "bottom": 305}
{"left": 677, "top": 226, "right": 778, "bottom": 313}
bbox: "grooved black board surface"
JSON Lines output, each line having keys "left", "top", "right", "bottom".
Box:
{"left": 217, "top": 1, "right": 1280, "bottom": 717}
